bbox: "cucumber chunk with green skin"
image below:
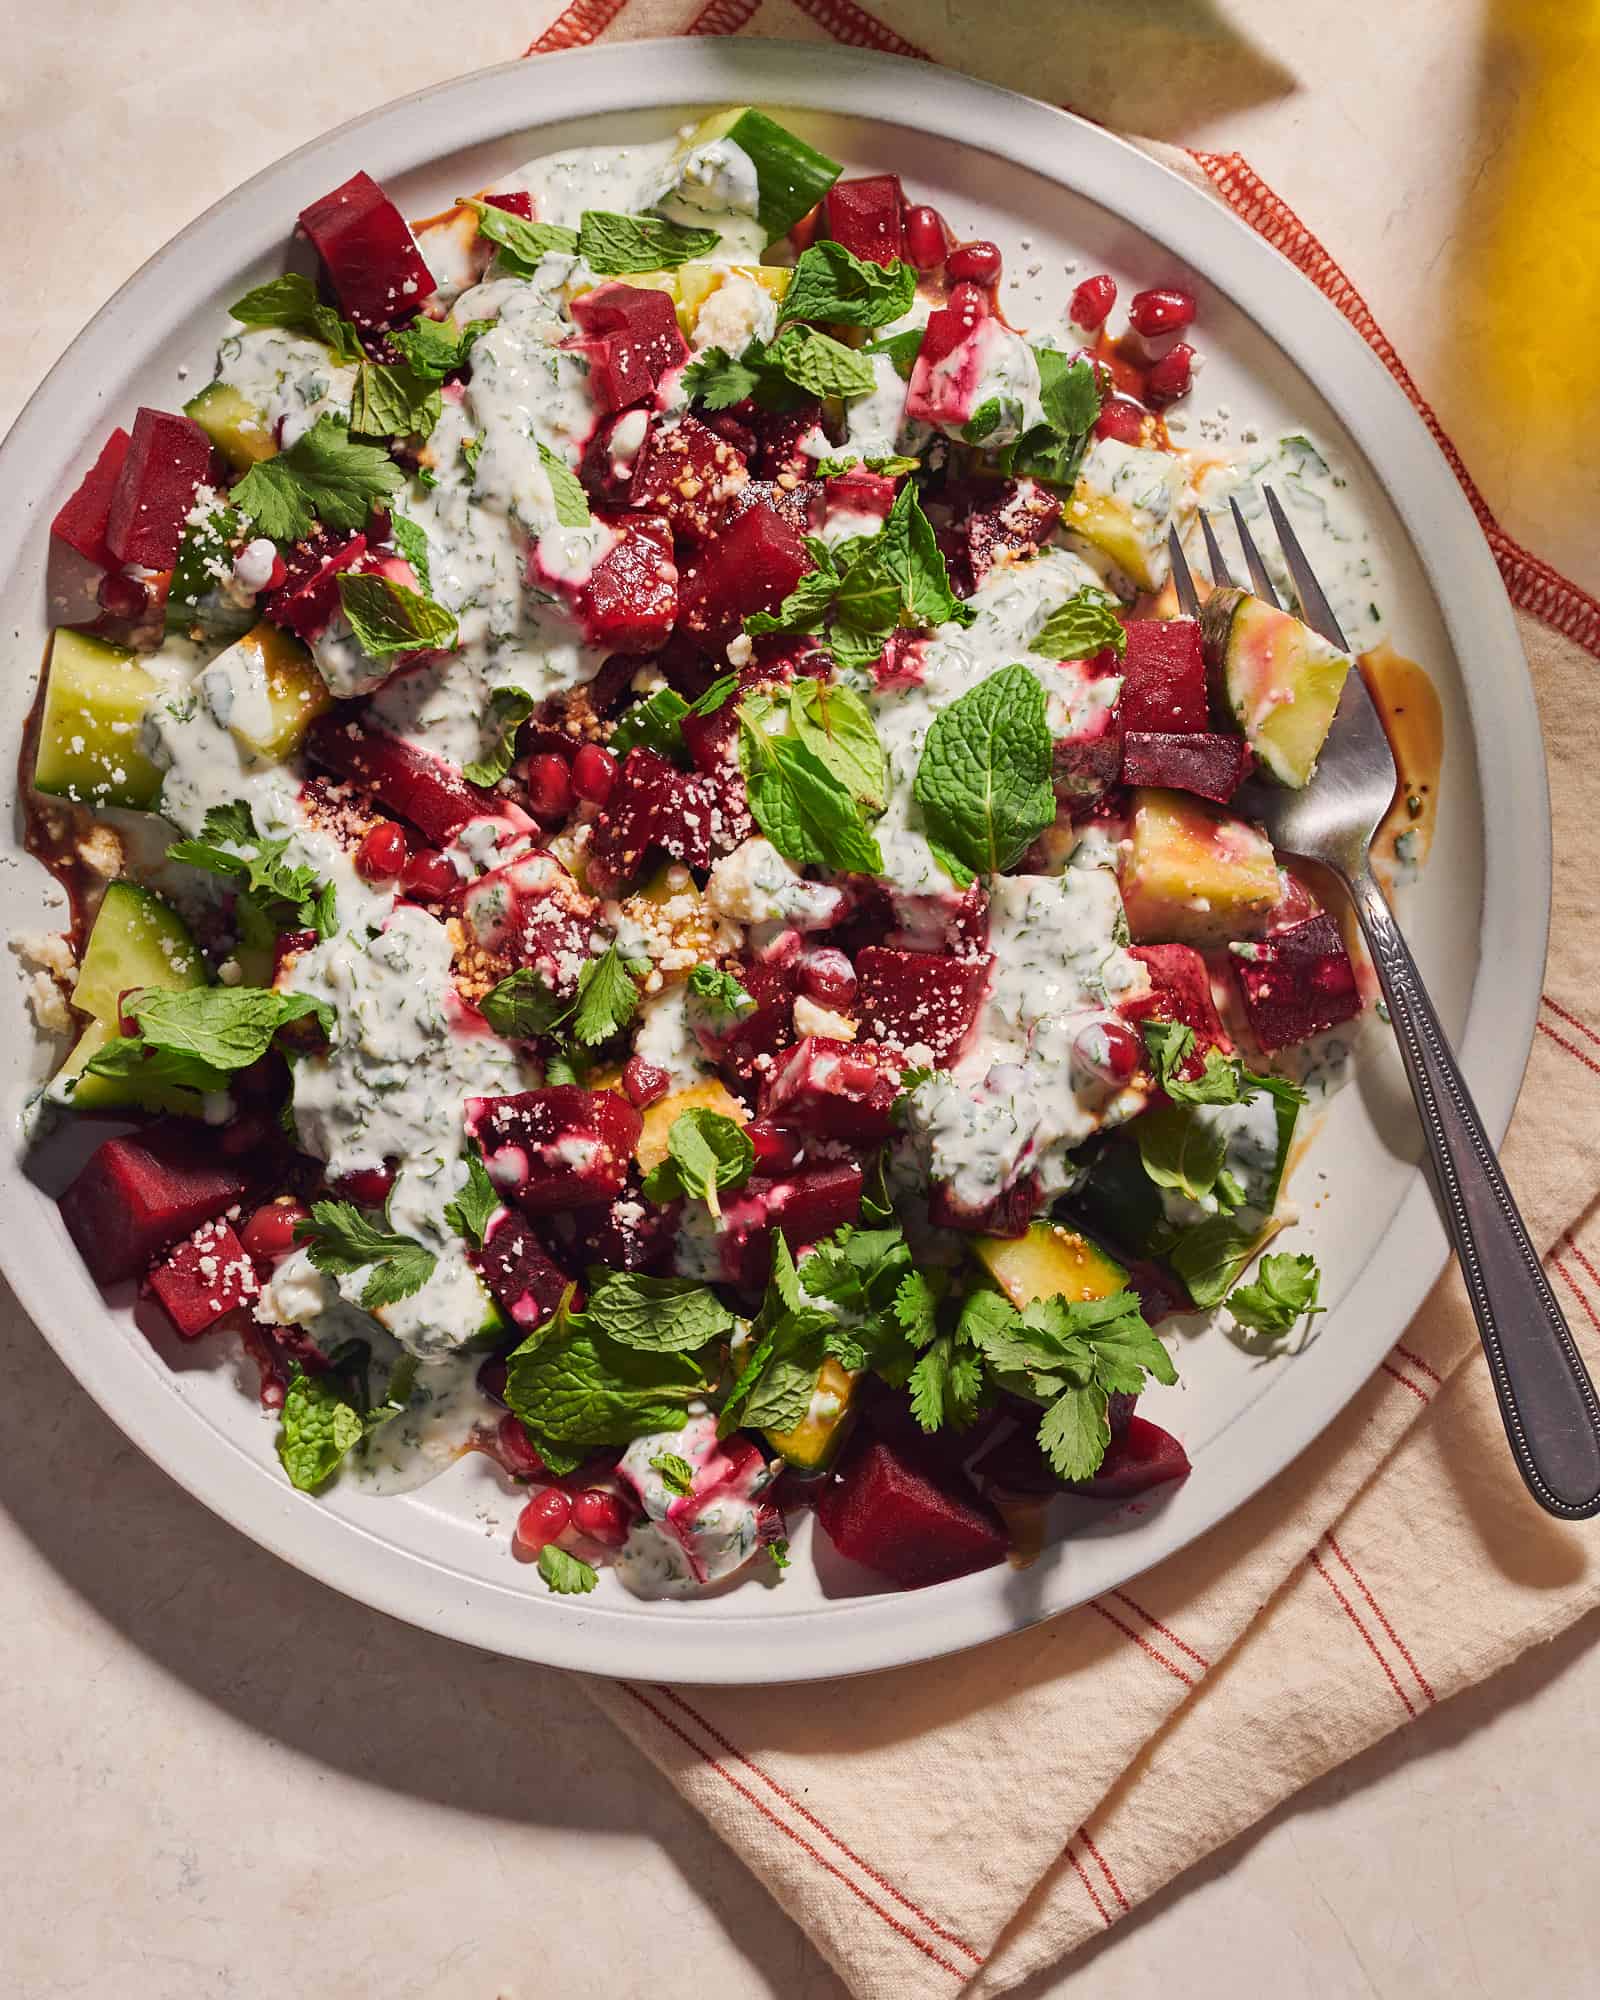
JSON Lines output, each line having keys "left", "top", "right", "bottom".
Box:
{"left": 49, "top": 882, "right": 208, "bottom": 1114}
{"left": 975, "top": 1221, "right": 1128, "bottom": 1309}
{"left": 764, "top": 1356, "right": 857, "bottom": 1474}
{"left": 1199, "top": 586, "right": 1352, "bottom": 788}
{"left": 33, "top": 628, "right": 165, "bottom": 810}
{"left": 678, "top": 107, "right": 841, "bottom": 244}
{"left": 184, "top": 381, "right": 275, "bottom": 472}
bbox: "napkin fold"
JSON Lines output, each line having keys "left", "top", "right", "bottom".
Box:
{"left": 509, "top": 11, "right": 1600, "bottom": 1992}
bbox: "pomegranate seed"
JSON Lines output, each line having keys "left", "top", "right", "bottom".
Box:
{"left": 571, "top": 1486, "right": 631, "bottom": 1548}
{"left": 514, "top": 1486, "right": 573, "bottom": 1555}
{"left": 1073, "top": 1020, "right": 1143, "bottom": 1086}
{"left": 1069, "top": 273, "right": 1117, "bottom": 330}
{"left": 241, "top": 1199, "right": 310, "bottom": 1263}
{"left": 266, "top": 552, "right": 289, "bottom": 591}
{"left": 947, "top": 280, "right": 989, "bottom": 325}
{"left": 622, "top": 1056, "right": 671, "bottom": 1109}
{"left": 97, "top": 571, "right": 148, "bottom": 619}
{"left": 945, "top": 240, "right": 1002, "bottom": 288}
{"left": 1128, "top": 287, "right": 1197, "bottom": 337}
{"left": 571, "top": 742, "right": 618, "bottom": 805}
{"left": 331, "top": 1166, "right": 395, "bottom": 1208}
{"left": 401, "top": 848, "right": 458, "bottom": 901}
{"left": 1094, "top": 396, "right": 1147, "bottom": 443}
{"left": 496, "top": 1412, "right": 547, "bottom": 1478}
{"left": 354, "top": 821, "right": 408, "bottom": 882}
{"left": 746, "top": 1119, "right": 805, "bottom": 1175}
{"left": 902, "top": 204, "right": 949, "bottom": 272}
{"left": 1145, "top": 342, "right": 1195, "bottom": 406}
{"left": 798, "top": 947, "right": 857, "bottom": 1009}
{"left": 526, "top": 751, "right": 574, "bottom": 821}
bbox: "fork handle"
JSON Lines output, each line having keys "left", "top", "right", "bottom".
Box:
{"left": 1345, "top": 864, "right": 1600, "bottom": 1518}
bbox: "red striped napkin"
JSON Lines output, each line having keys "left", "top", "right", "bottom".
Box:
{"left": 520, "top": 11, "right": 1600, "bottom": 1992}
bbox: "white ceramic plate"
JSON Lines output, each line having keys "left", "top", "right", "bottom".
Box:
{"left": 0, "top": 41, "right": 1545, "bottom": 1684}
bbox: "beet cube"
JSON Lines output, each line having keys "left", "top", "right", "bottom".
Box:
{"left": 1230, "top": 912, "right": 1362, "bottom": 1052}
{"left": 678, "top": 501, "right": 811, "bottom": 651}
{"left": 146, "top": 1219, "right": 259, "bottom": 1339}
{"left": 298, "top": 170, "right": 435, "bottom": 330}
{"left": 1122, "top": 730, "right": 1253, "bottom": 802}
{"left": 1118, "top": 618, "right": 1208, "bottom": 733}
{"left": 464, "top": 1088, "right": 643, "bottom": 1218}
{"left": 628, "top": 415, "right": 749, "bottom": 548}
{"left": 815, "top": 1436, "right": 1007, "bottom": 1588}
{"left": 927, "top": 1174, "right": 1040, "bottom": 1239}
{"left": 716, "top": 1162, "right": 864, "bottom": 1288}
{"left": 587, "top": 745, "right": 704, "bottom": 894}
{"left": 61, "top": 1124, "right": 254, "bottom": 1287}
{"left": 575, "top": 513, "right": 677, "bottom": 654}
{"left": 473, "top": 1212, "right": 573, "bottom": 1328}
{"left": 104, "top": 408, "right": 214, "bottom": 570}
{"left": 263, "top": 531, "right": 368, "bottom": 639}
{"left": 1126, "top": 942, "right": 1233, "bottom": 1068}
{"left": 1071, "top": 1415, "right": 1191, "bottom": 1498}
{"left": 760, "top": 1037, "right": 903, "bottom": 1142}
{"left": 704, "top": 956, "right": 799, "bottom": 1087}
{"left": 855, "top": 949, "right": 991, "bottom": 1068}
{"left": 545, "top": 1183, "right": 680, "bottom": 1274}
{"left": 962, "top": 480, "right": 1062, "bottom": 592}
{"left": 1054, "top": 705, "right": 1124, "bottom": 806}
{"left": 821, "top": 176, "right": 905, "bottom": 267}
{"left": 571, "top": 283, "right": 688, "bottom": 398}
{"left": 461, "top": 852, "right": 599, "bottom": 997}
{"left": 306, "top": 714, "right": 497, "bottom": 844}
{"left": 52, "top": 427, "right": 131, "bottom": 570}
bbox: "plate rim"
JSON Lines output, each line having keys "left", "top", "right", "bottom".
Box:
{"left": 0, "top": 38, "right": 1547, "bottom": 1685}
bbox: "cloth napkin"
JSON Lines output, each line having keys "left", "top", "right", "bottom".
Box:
{"left": 508, "top": 8, "right": 1600, "bottom": 1992}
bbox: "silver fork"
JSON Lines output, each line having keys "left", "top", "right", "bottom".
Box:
{"left": 1168, "top": 496, "right": 1600, "bottom": 1519}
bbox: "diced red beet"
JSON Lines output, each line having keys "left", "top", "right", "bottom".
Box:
{"left": 546, "top": 1182, "right": 680, "bottom": 1274}
{"left": 1053, "top": 704, "right": 1124, "bottom": 807}
{"left": 703, "top": 955, "right": 799, "bottom": 1088}
{"left": 1125, "top": 942, "right": 1233, "bottom": 1067}
{"left": 145, "top": 1219, "right": 259, "bottom": 1339}
{"left": 464, "top": 1088, "right": 643, "bottom": 1218}
{"left": 855, "top": 949, "right": 991, "bottom": 1068}
{"left": 815, "top": 1436, "right": 1007, "bottom": 1587}
{"left": 1117, "top": 618, "right": 1208, "bottom": 733}
{"left": 567, "top": 332, "right": 657, "bottom": 415}
{"left": 570, "top": 283, "right": 689, "bottom": 406}
{"left": 1071, "top": 1415, "right": 1190, "bottom": 1498}
{"left": 573, "top": 513, "right": 678, "bottom": 654}
{"left": 483, "top": 192, "right": 533, "bottom": 220}
{"left": 298, "top": 170, "right": 436, "bottom": 330}
{"left": 760, "top": 1037, "right": 903, "bottom": 1143}
{"left": 586, "top": 745, "right": 714, "bottom": 894}
{"left": 473, "top": 1211, "right": 573, "bottom": 1327}
{"left": 678, "top": 501, "right": 812, "bottom": 652}
{"left": 306, "top": 714, "right": 497, "bottom": 844}
{"left": 821, "top": 175, "right": 905, "bottom": 267}
{"left": 1121, "top": 730, "right": 1253, "bottom": 802}
{"left": 1230, "top": 912, "right": 1362, "bottom": 1052}
{"left": 460, "top": 852, "right": 599, "bottom": 998}
{"left": 103, "top": 409, "right": 214, "bottom": 570}
{"left": 627, "top": 415, "right": 749, "bottom": 548}
{"left": 263, "top": 531, "right": 368, "bottom": 639}
{"left": 961, "top": 480, "right": 1062, "bottom": 592}
{"left": 60, "top": 1124, "right": 255, "bottom": 1288}
{"left": 716, "top": 1162, "right": 864, "bottom": 1289}
{"left": 928, "top": 1174, "right": 1041, "bottom": 1239}
{"left": 52, "top": 428, "right": 131, "bottom": 569}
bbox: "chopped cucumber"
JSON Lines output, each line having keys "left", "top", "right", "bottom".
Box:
{"left": 34, "top": 628, "right": 165, "bottom": 811}
{"left": 49, "top": 882, "right": 207, "bottom": 1113}
{"left": 764, "top": 1355, "right": 856, "bottom": 1475}
{"left": 212, "top": 621, "right": 334, "bottom": 760}
{"left": 184, "top": 381, "right": 275, "bottom": 472}
{"left": 974, "top": 1222, "right": 1128, "bottom": 1309}
{"left": 1200, "top": 586, "right": 1352, "bottom": 788}
{"left": 1118, "top": 788, "right": 1280, "bottom": 947}
{"left": 679, "top": 106, "right": 840, "bottom": 244}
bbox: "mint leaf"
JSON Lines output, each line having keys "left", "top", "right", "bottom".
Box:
{"left": 294, "top": 1200, "right": 437, "bottom": 1313}
{"left": 764, "top": 323, "right": 876, "bottom": 401}
{"left": 611, "top": 686, "right": 690, "bottom": 760}
{"left": 778, "top": 243, "right": 917, "bottom": 330}
{"left": 538, "top": 1545, "right": 599, "bottom": 1594}
{"left": 686, "top": 962, "right": 756, "bottom": 1024}
{"left": 480, "top": 967, "right": 571, "bottom": 1041}
{"left": 641, "top": 1108, "right": 754, "bottom": 1219}
{"left": 1226, "top": 1252, "right": 1323, "bottom": 1337}
{"left": 389, "top": 513, "right": 432, "bottom": 591}
{"left": 337, "top": 571, "right": 459, "bottom": 660}
{"left": 743, "top": 538, "right": 843, "bottom": 638}
{"left": 539, "top": 442, "right": 592, "bottom": 528}
{"left": 1135, "top": 1103, "right": 1229, "bottom": 1205}
{"left": 569, "top": 943, "right": 642, "bottom": 1046}
{"left": 389, "top": 313, "right": 494, "bottom": 381}
{"left": 168, "top": 800, "right": 337, "bottom": 939}
{"left": 462, "top": 685, "right": 534, "bottom": 787}
{"left": 443, "top": 1147, "right": 499, "bottom": 1247}
{"left": 912, "top": 663, "right": 1055, "bottom": 878}
{"left": 1002, "top": 349, "right": 1102, "bottom": 490}
{"left": 350, "top": 359, "right": 442, "bottom": 441}
{"left": 867, "top": 328, "right": 925, "bottom": 380}
{"left": 787, "top": 677, "right": 887, "bottom": 813}
{"left": 87, "top": 985, "right": 330, "bottom": 1094}
{"left": 228, "top": 273, "right": 363, "bottom": 365}
{"left": 814, "top": 453, "right": 920, "bottom": 479}
{"left": 1030, "top": 584, "right": 1128, "bottom": 663}
{"left": 738, "top": 707, "right": 884, "bottom": 875}
{"left": 718, "top": 1235, "right": 834, "bottom": 1436}
{"left": 231, "top": 414, "right": 405, "bottom": 542}
{"left": 681, "top": 344, "right": 764, "bottom": 411}
{"left": 584, "top": 1268, "right": 738, "bottom": 1353}
{"left": 506, "top": 1307, "right": 717, "bottom": 1454}
{"left": 650, "top": 1451, "right": 696, "bottom": 1497}
{"left": 579, "top": 211, "right": 719, "bottom": 274}
{"left": 461, "top": 197, "right": 578, "bottom": 271}
{"left": 962, "top": 395, "right": 1024, "bottom": 446}
{"left": 277, "top": 1368, "right": 367, "bottom": 1491}
{"left": 836, "top": 480, "right": 969, "bottom": 636}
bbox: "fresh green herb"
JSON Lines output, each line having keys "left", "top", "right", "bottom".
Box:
{"left": 1001, "top": 349, "right": 1102, "bottom": 490}
{"left": 866, "top": 327, "right": 926, "bottom": 380}
{"left": 768, "top": 1537, "right": 791, "bottom": 1570}
{"left": 569, "top": 943, "right": 644, "bottom": 1046}
{"left": 778, "top": 242, "right": 917, "bottom": 330}
{"left": 686, "top": 962, "right": 756, "bottom": 1023}
{"left": 389, "top": 513, "right": 432, "bottom": 591}
{"left": 168, "top": 800, "right": 338, "bottom": 939}
{"left": 912, "top": 662, "right": 1055, "bottom": 883}
{"left": 277, "top": 1366, "right": 367, "bottom": 1491}
{"left": 227, "top": 273, "right": 364, "bottom": 365}
{"left": 583, "top": 1269, "right": 739, "bottom": 1353}
{"left": 337, "top": 572, "right": 459, "bottom": 660}
{"left": 1226, "top": 1252, "right": 1323, "bottom": 1337}
{"left": 679, "top": 344, "right": 767, "bottom": 412}
{"left": 350, "top": 359, "right": 442, "bottom": 441}
{"left": 1136, "top": 1102, "right": 1229, "bottom": 1206}
{"left": 167, "top": 502, "right": 245, "bottom": 628}
{"left": 231, "top": 414, "right": 405, "bottom": 542}
{"left": 388, "top": 313, "right": 494, "bottom": 381}
{"left": 294, "top": 1200, "right": 437, "bottom": 1313}
{"left": 650, "top": 1451, "right": 696, "bottom": 1497}
{"left": 461, "top": 436, "right": 483, "bottom": 477}
{"left": 962, "top": 395, "right": 1024, "bottom": 446}
{"left": 538, "top": 1545, "right": 599, "bottom": 1594}
{"left": 786, "top": 677, "right": 887, "bottom": 813}
{"left": 85, "top": 984, "right": 330, "bottom": 1096}
{"left": 611, "top": 686, "right": 691, "bottom": 761}
{"left": 479, "top": 965, "right": 572, "bottom": 1041}
{"left": 813, "top": 453, "right": 921, "bottom": 478}
{"left": 462, "top": 685, "right": 534, "bottom": 787}
{"left": 539, "top": 442, "right": 592, "bottom": 528}
{"left": 641, "top": 1108, "right": 754, "bottom": 1219}
{"left": 737, "top": 705, "right": 884, "bottom": 875}
{"left": 580, "top": 211, "right": 721, "bottom": 274}
{"left": 1140, "top": 1022, "right": 1309, "bottom": 1112}
{"left": 443, "top": 1147, "right": 500, "bottom": 1248}
{"left": 461, "top": 197, "right": 579, "bottom": 272}
{"left": 763, "top": 323, "right": 878, "bottom": 401}
{"left": 1030, "top": 584, "right": 1128, "bottom": 663}
{"left": 718, "top": 1236, "right": 838, "bottom": 1436}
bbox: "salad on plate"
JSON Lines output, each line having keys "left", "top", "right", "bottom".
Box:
{"left": 23, "top": 108, "right": 1434, "bottom": 1601}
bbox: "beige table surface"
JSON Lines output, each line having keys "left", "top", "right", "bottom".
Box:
{"left": 4, "top": 5, "right": 1597, "bottom": 1995}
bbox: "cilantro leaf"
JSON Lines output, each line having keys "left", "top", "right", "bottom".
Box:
{"left": 1226, "top": 1252, "right": 1323, "bottom": 1337}
{"left": 579, "top": 211, "right": 720, "bottom": 274}
{"left": 337, "top": 572, "right": 459, "bottom": 660}
{"left": 569, "top": 943, "right": 643, "bottom": 1046}
{"left": 1140, "top": 1021, "right": 1310, "bottom": 1111}
{"left": 584, "top": 1268, "right": 738, "bottom": 1353}
{"left": 388, "top": 313, "right": 494, "bottom": 381}
{"left": 912, "top": 663, "right": 1055, "bottom": 879}
{"left": 389, "top": 513, "right": 432, "bottom": 591}
{"left": 462, "top": 685, "right": 534, "bottom": 787}
{"left": 227, "top": 273, "right": 363, "bottom": 365}
{"left": 786, "top": 677, "right": 887, "bottom": 813}
{"left": 769, "top": 1536, "right": 792, "bottom": 1570}
{"left": 350, "top": 359, "right": 442, "bottom": 441}
{"left": 1030, "top": 584, "right": 1128, "bottom": 663}
{"left": 443, "top": 1147, "right": 499, "bottom": 1247}
{"left": 539, "top": 442, "right": 592, "bottom": 528}
{"left": 230, "top": 413, "right": 404, "bottom": 542}
{"left": 294, "top": 1200, "right": 437, "bottom": 1313}
{"left": 1037, "top": 1384, "right": 1111, "bottom": 1483}
{"left": 641, "top": 1108, "right": 754, "bottom": 1218}
{"left": 738, "top": 705, "right": 884, "bottom": 875}
{"left": 680, "top": 344, "right": 765, "bottom": 412}
{"left": 167, "top": 800, "right": 338, "bottom": 939}
{"left": 478, "top": 965, "right": 573, "bottom": 1041}
{"left": 611, "top": 686, "right": 691, "bottom": 760}
{"left": 686, "top": 962, "right": 756, "bottom": 1024}
{"left": 461, "top": 197, "right": 579, "bottom": 271}
{"left": 779, "top": 242, "right": 918, "bottom": 330}
{"left": 650, "top": 1451, "right": 696, "bottom": 1497}
{"left": 538, "top": 1545, "right": 599, "bottom": 1594}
